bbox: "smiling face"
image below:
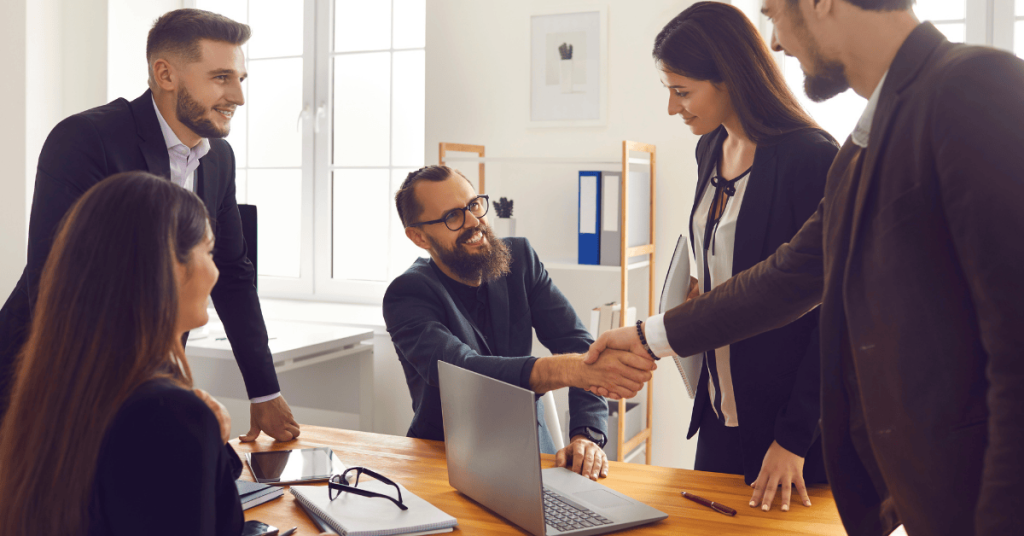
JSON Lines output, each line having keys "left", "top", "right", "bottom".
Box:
{"left": 763, "top": 0, "right": 850, "bottom": 101}
{"left": 659, "top": 67, "right": 735, "bottom": 135}
{"left": 174, "top": 39, "right": 247, "bottom": 138}
{"left": 404, "top": 173, "right": 511, "bottom": 284}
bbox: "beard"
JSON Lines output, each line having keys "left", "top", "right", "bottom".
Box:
{"left": 176, "top": 85, "right": 230, "bottom": 139}
{"left": 428, "top": 224, "right": 512, "bottom": 284}
{"left": 803, "top": 54, "right": 850, "bottom": 103}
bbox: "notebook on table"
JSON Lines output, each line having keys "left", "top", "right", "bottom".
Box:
{"left": 235, "top": 480, "right": 284, "bottom": 511}
{"left": 290, "top": 482, "right": 457, "bottom": 536}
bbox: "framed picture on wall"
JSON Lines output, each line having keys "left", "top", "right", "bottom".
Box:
{"left": 528, "top": 6, "right": 608, "bottom": 127}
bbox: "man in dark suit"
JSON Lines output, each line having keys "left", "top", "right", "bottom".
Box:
{"left": 587, "top": 0, "right": 1023, "bottom": 534}
{"left": 384, "top": 166, "right": 657, "bottom": 480}
{"left": 0, "top": 9, "right": 299, "bottom": 441}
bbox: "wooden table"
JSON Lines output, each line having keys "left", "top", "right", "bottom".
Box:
{"left": 233, "top": 426, "right": 847, "bottom": 535}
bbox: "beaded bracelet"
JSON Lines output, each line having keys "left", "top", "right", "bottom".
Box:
{"left": 635, "top": 320, "right": 660, "bottom": 361}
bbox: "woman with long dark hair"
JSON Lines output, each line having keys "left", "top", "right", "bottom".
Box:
{"left": 0, "top": 172, "right": 241, "bottom": 535}
{"left": 651, "top": 2, "right": 838, "bottom": 512}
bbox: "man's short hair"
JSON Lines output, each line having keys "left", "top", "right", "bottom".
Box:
{"left": 788, "top": 0, "right": 913, "bottom": 10}
{"left": 395, "top": 165, "right": 471, "bottom": 228}
{"left": 147, "top": 9, "right": 251, "bottom": 84}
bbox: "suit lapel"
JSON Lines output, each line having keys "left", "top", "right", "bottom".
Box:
{"left": 733, "top": 143, "right": 778, "bottom": 275}
{"left": 689, "top": 126, "right": 727, "bottom": 258}
{"left": 197, "top": 154, "right": 217, "bottom": 211}
{"left": 848, "top": 23, "right": 945, "bottom": 255}
{"left": 486, "top": 276, "right": 511, "bottom": 356}
{"left": 129, "top": 90, "right": 171, "bottom": 179}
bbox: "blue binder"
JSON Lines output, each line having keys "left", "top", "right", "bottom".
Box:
{"left": 578, "top": 171, "right": 601, "bottom": 265}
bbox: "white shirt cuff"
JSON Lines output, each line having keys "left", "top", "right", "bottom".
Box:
{"left": 644, "top": 314, "right": 677, "bottom": 358}
{"left": 249, "top": 392, "right": 282, "bottom": 404}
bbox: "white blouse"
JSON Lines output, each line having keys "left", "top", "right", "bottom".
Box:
{"left": 690, "top": 164, "right": 751, "bottom": 428}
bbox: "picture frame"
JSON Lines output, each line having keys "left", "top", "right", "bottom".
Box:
{"left": 528, "top": 6, "right": 608, "bottom": 127}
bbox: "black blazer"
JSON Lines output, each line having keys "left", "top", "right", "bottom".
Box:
{"left": 662, "top": 24, "right": 1024, "bottom": 535}
{"left": 382, "top": 238, "right": 608, "bottom": 453}
{"left": 89, "top": 379, "right": 245, "bottom": 536}
{"left": 0, "top": 90, "right": 279, "bottom": 411}
{"left": 686, "top": 126, "right": 838, "bottom": 485}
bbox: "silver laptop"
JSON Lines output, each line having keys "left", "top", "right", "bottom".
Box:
{"left": 438, "top": 361, "right": 667, "bottom": 536}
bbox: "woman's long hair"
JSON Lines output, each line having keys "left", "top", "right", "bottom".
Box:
{"left": 653, "top": 1, "right": 818, "bottom": 144}
{"left": 0, "top": 172, "right": 210, "bottom": 535}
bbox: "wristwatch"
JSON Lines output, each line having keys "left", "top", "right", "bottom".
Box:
{"left": 573, "top": 426, "right": 607, "bottom": 449}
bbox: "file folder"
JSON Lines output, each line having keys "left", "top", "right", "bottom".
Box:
{"left": 578, "top": 171, "right": 601, "bottom": 265}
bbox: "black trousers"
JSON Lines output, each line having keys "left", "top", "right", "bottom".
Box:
{"left": 693, "top": 402, "right": 745, "bottom": 475}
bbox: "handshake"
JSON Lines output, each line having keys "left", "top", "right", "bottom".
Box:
{"left": 530, "top": 325, "right": 658, "bottom": 399}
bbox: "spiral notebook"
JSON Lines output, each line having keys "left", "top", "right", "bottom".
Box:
{"left": 659, "top": 234, "right": 702, "bottom": 399}
{"left": 290, "top": 482, "right": 457, "bottom": 536}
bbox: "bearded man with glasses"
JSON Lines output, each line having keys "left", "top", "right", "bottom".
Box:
{"left": 384, "top": 165, "right": 657, "bottom": 481}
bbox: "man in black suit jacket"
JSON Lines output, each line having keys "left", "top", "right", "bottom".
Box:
{"left": 0, "top": 9, "right": 299, "bottom": 441}
{"left": 384, "top": 166, "right": 657, "bottom": 479}
{"left": 589, "top": 1, "right": 1024, "bottom": 534}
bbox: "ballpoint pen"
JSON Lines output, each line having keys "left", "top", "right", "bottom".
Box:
{"left": 681, "top": 491, "right": 737, "bottom": 516}
{"left": 279, "top": 527, "right": 297, "bottom": 536}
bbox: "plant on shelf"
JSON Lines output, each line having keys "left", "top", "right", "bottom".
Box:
{"left": 493, "top": 197, "right": 514, "bottom": 218}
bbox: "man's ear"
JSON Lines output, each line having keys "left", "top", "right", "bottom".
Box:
{"left": 405, "top": 226, "right": 432, "bottom": 251}
{"left": 811, "top": 0, "right": 834, "bottom": 21}
{"left": 152, "top": 58, "right": 178, "bottom": 92}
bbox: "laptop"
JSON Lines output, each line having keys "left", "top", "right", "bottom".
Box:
{"left": 438, "top": 361, "right": 667, "bottom": 536}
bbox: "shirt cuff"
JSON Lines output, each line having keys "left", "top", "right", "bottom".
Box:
{"left": 644, "top": 314, "right": 677, "bottom": 358}
{"left": 519, "top": 357, "right": 539, "bottom": 390}
{"left": 249, "top": 392, "right": 282, "bottom": 404}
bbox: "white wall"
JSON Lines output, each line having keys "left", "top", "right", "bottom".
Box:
{"left": 1, "top": 0, "right": 29, "bottom": 295}
{"left": 108, "top": 0, "right": 184, "bottom": 102}
{"left": 426, "top": 0, "right": 704, "bottom": 469}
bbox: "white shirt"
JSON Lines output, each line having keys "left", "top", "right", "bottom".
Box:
{"left": 151, "top": 98, "right": 281, "bottom": 405}
{"left": 852, "top": 71, "right": 888, "bottom": 148}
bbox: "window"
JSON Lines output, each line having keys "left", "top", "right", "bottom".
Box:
{"left": 1017, "top": 0, "right": 1024, "bottom": 57}
{"left": 758, "top": 0, "right": 1011, "bottom": 142}
{"left": 193, "top": 0, "right": 425, "bottom": 303}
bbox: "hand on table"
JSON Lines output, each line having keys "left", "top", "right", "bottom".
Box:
{"left": 749, "top": 441, "right": 811, "bottom": 512}
{"left": 193, "top": 388, "right": 231, "bottom": 444}
{"left": 556, "top": 436, "right": 609, "bottom": 481}
{"left": 240, "top": 395, "right": 301, "bottom": 442}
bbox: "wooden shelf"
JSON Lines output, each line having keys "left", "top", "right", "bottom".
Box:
{"left": 545, "top": 261, "right": 650, "bottom": 272}
{"left": 440, "top": 155, "right": 651, "bottom": 166}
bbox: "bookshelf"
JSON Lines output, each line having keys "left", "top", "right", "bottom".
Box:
{"left": 440, "top": 141, "right": 657, "bottom": 464}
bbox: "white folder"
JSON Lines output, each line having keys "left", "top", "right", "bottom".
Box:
{"left": 659, "top": 235, "right": 702, "bottom": 399}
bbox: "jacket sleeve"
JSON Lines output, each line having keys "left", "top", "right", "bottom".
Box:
{"left": 932, "top": 52, "right": 1024, "bottom": 535}
{"left": 206, "top": 144, "right": 280, "bottom": 399}
{"left": 96, "top": 390, "right": 244, "bottom": 536}
{"left": 383, "top": 274, "right": 535, "bottom": 389}
{"left": 663, "top": 199, "right": 826, "bottom": 358}
{"left": 774, "top": 133, "right": 837, "bottom": 457}
{"left": 519, "top": 239, "right": 608, "bottom": 437}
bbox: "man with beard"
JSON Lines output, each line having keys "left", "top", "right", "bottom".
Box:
{"left": 384, "top": 165, "right": 657, "bottom": 480}
{"left": 587, "top": 0, "right": 1024, "bottom": 534}
{"left": 0, "top": 9, "right": 300, "bottom": 442}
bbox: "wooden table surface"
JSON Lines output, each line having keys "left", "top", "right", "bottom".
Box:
{"left": 233, "top": 426, "right": 846, "bottom": 535}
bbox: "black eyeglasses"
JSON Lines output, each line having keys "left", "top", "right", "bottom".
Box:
{"left": 328, "top": 467, "right": 408, "bottom": 510}
{"left": 408, "top": 195, "right": 489, "bottom": 232}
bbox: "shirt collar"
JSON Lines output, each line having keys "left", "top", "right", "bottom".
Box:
{"left": 851, "top": 70, "right": 888, "bottom": 148}
{"left": 151, "top": 96, "right": 211, "bottom": 159}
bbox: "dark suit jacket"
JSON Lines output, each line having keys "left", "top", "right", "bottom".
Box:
{"left": 89, "top": 379, "right": 245, "bottom": 536}
{"left": 0, "top": 90, "right": 279, "bottom": 413}
{"left": 686, "top": 126, "right": 837, "bottom": 485}
{"left": 383, "top": 237, "right": 608, "bottom": 453}
{"left": 660, "top": 24, "right": 1024, "bottom": 535}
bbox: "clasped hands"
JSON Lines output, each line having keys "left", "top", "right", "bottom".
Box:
{"left": 579, "top": 325, "right": 657, "bottom": 399}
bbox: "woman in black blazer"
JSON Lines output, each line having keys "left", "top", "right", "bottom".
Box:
{"left": 654, "top": 3, "right": 838, "bottom": 512}
{"left": 0, "top": 173, "right": 246, "bottom": 536}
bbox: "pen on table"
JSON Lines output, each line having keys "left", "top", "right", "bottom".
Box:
{"left": 681, "top": 491, "right": 736, "bottom": 517}
{"left": 279, "top": 527, "right": 297, "bottom": 536}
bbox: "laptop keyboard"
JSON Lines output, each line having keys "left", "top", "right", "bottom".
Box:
{"left": 543, "top": 487, "right": 614, "bottom": 533}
